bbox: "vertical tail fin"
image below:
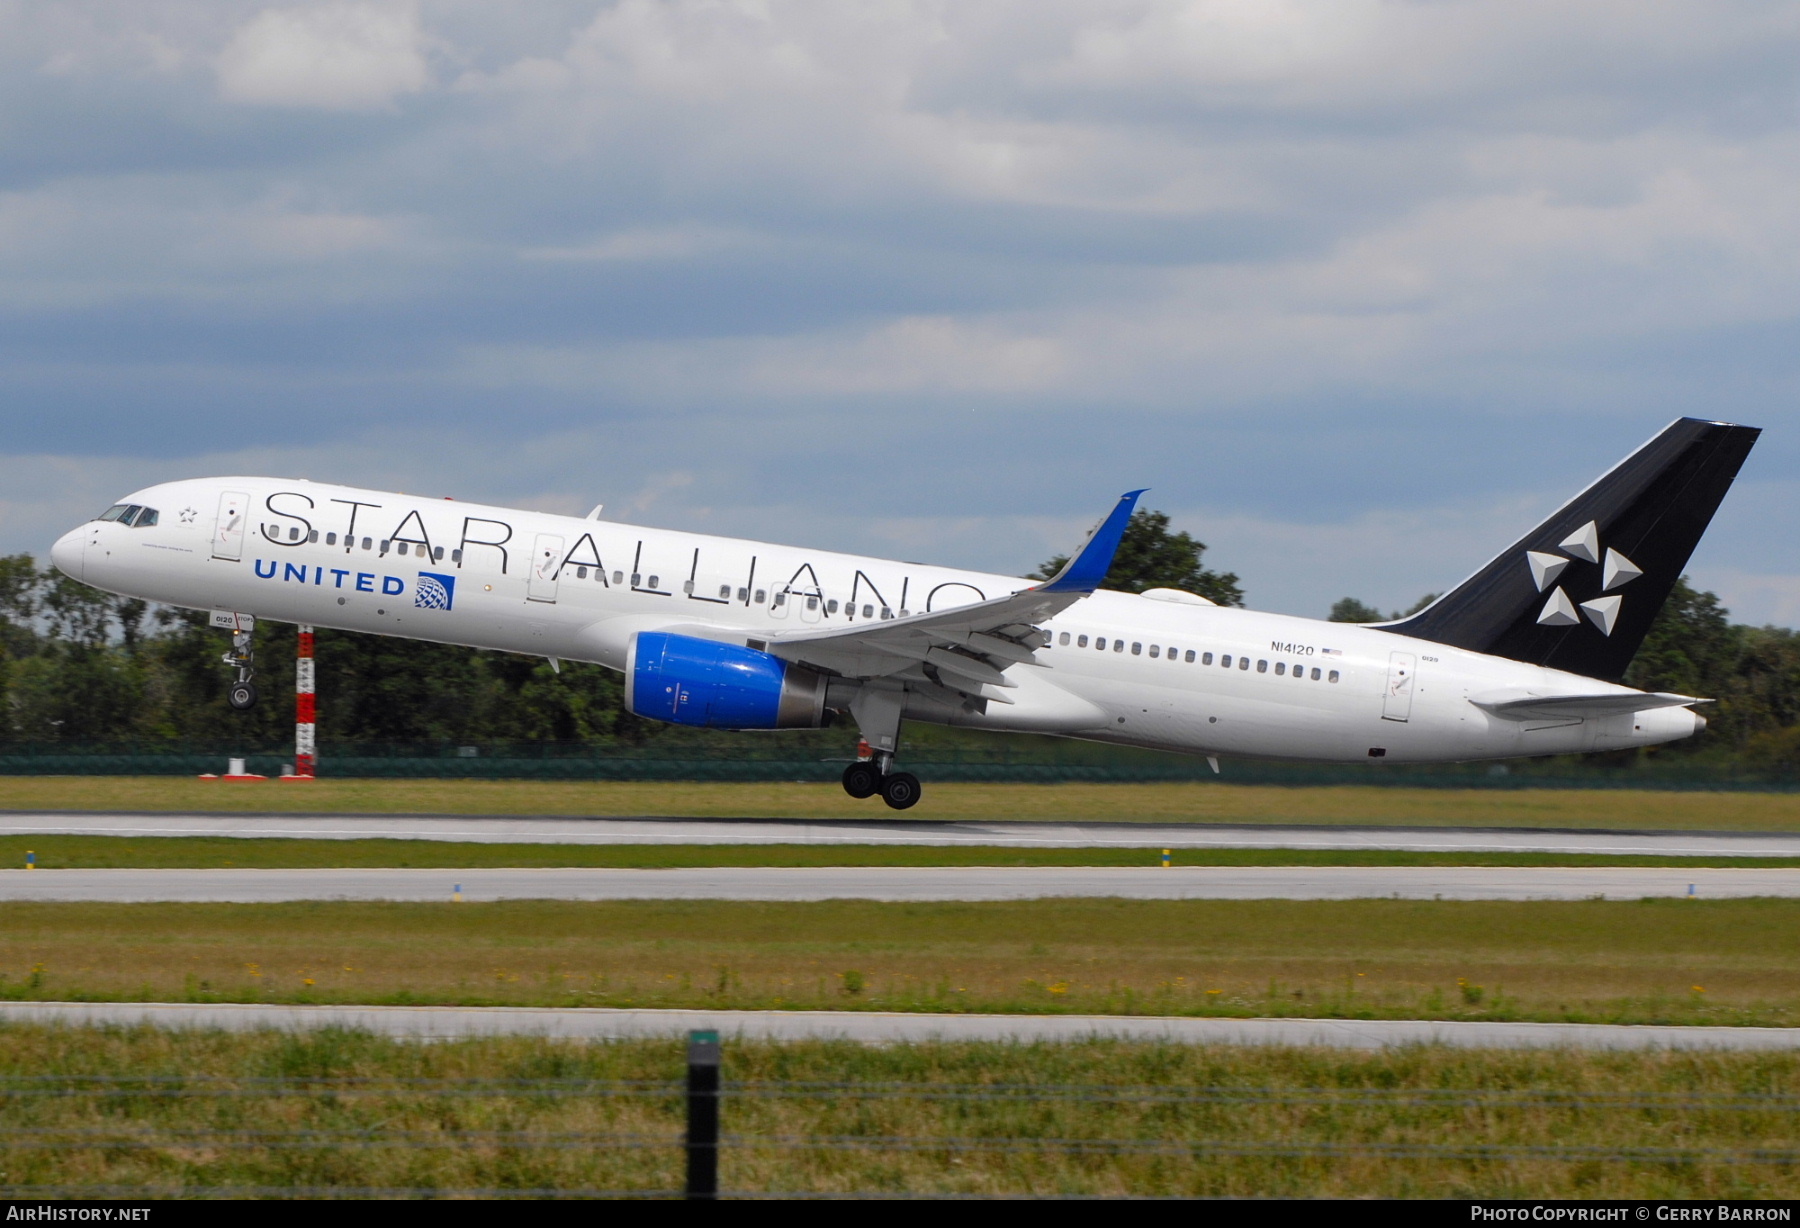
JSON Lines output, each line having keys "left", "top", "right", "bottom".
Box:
{"left": 1383, "top": 418, "right": 1759, "bottom": 680}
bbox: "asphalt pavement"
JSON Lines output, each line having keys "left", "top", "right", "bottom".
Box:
{"left": 4, "top": 811, "right": 1800, "bottom": 856}
{"left": 0, "top": 1000, "right": 1793, "bottom": 1050}
{"left": 0, "top": 865, "right": 1793, "bottom": 901}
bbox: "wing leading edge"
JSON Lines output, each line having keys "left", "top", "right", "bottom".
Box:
{"left": 761, "top": 490, "right": 1145, "bottom": 705}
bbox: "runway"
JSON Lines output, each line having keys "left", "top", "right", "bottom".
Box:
{"left": 5, "top": 811, "right": 1800, "bottom": 857}
{"left": 0, "top": 1000, "right": 1794, "bottom": 1051}
{"left": 2, "top": 865, "right": 1797, "bottom": 901}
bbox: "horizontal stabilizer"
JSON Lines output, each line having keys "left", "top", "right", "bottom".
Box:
{"left": 1469, "top": 689, "right": 1705, "bottom": 721}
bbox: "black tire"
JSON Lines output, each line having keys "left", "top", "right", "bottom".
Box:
{"left": 842, "top": 761, "right": 881, "bottom": 799}
{"left": 227, "top": 681, "right": 259, "bottom": 711}
{"left": 880, "top": 771, "right": 921, "bottom": 811}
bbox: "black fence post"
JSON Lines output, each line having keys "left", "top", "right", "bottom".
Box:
{"left": 686, "top": 1028, "right": 721, "bottom": 1200}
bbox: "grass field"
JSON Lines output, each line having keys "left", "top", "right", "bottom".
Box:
{"left": 1, "top": 776, "right": 1798, "bottom": 830}
{"left": 3, "top": 1022, "right": 1800, "bottom": 1195}
{"left": 3, "top": 898, "right": 1799, "bottom": 1027}
{"left": 1, "top": 835, "right": 1798, "bottom": 869}
{"left": 0, "top": 1026, "right": 1796, "bottom": 1198}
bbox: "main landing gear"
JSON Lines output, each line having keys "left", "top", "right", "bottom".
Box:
{"left": 842, "top": 686, "right": 920, "bottom": 809}
{"left": 223, "top": 626, "right": 258, "bottom": 712}
{"left": 841, "top": 743, "right": 922, "bottom": 811}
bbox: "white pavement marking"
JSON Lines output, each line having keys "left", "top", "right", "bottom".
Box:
{"left": 4, "top": 812, "right": 1800, "bottom": 856}
{"left": 0, "top": 866, "right": 1794, "bottom": 902}
{"left": 0, "top": 1001, "right": 1794, "bottom": 1051}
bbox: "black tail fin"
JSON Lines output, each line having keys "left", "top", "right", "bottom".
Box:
{"left": 1383, "top": 418, "right": 1759, "bottom": 681}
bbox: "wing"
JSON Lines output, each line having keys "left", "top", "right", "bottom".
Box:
{"left": 1469, "top": 689, "right": 1706, "bottom": 721}
{"left": 759, "top": 490, "right": 1144, "bottom": 706}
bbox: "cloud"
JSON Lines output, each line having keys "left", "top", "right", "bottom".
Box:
{"left": 216, "top": 2, "right": 428, "bottom": 111}
{"left": 0, "top": 0, "right": 1796, "bottom": 624}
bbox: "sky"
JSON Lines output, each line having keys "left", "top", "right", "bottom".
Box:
{"left": 3, "top": 0, "right": 1799, "bottom": 623}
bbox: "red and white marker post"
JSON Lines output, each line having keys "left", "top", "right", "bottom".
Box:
{"left": 290, "top": 624, "right": 316, "bottom": 780}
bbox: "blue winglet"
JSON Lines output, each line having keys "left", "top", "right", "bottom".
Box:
{"left": 1037, "top": 490, "right": 1147, "bottom": 594}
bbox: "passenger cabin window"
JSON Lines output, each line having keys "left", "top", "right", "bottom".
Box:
{"left": 1239, "top": 657, "right": 1250, "bottom": 670}
{"left": 307, "top": 529, "right": 318, "bottom": 543}
{"left": 738, "top": 588, "right": 749, "bottom": 602}
{"left": 1131, "top": 642, "right": 1142, "bottom": 655}
{"left": 806, "top": 596, "right": 818, "bottom": 611}
{"left": 862, "top": 604, "right": 873, "bottom": 618}
{"left": 452, "top": 550, "right": 463, "bottom": 564}
{"left": 1059, "top": 633, "right": 1071, "bottom": 646}
{"left": 721, "top": 585, "right": 733, "bottom": 599}
{"left": 1114, "top": 640, "right": 1125, "bottom": 653}
{"left": 1094, "top": 637, "right": 1104, "bottom": 650}
{"left": 826, "top": 599, "right": 838, "bottom": 613}
{"left": 576, "top": 566, "right": 589, "bottom": 579}
{"left": 880, "top": 606, "right": 892, "bottom": 619}
{"left": 434, "top": 547, "right": 445, "bottom": 561}
{"left": 397, "top": 542, "right": 409, "bottom": 555}
{"left": 1149, "top": 645, "right": 1160, "bottom": 658}
{"left": 648, "top": 576, "right": 660, "bottom": 589}
{"left": 1275, "top": 662, "right": 1286, "bottom": 675}
{"left": 326, "top": 533, "right": 338, "bottom": 545}
{"left": 1328, "top": 670, "right": 1340, "bottom": 683}
{"left": 1077, "top": 635, "right": 1088, "bottom": 647}
{"left": 614, "top": 571, "right": 624, "bottom": 585}
{"left": 1188, "top": 651, "right": 1198, "bottom": 663}
{"left": 361, "top": 538, "right": 372, "bottom": 551}
{"left": 755, "top": 589, "right": 767, "bottom": 604}
{"left": 1220, "top": 654, "right": 1231, "bottom": 667}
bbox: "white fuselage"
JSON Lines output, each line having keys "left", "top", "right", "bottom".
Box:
{"left": 52, "top": 477, "right": 1702, "bottom": 763}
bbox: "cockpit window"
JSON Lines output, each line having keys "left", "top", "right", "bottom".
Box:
{"left": 98, "top": 504, "right": 159, "bottom": 527}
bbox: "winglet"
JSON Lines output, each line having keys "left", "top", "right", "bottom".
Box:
{"left": 1037, "top": 490, "right": 1146, "bottom": 594}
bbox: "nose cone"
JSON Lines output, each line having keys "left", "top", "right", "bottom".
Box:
{"left": 50, "top": 527, "right": 85, "bottom": 582}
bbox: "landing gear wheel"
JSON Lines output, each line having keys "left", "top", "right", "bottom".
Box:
{"left": 227, "top": 681, "right": 259, "bottom": 712}
{"left": 842, "top": 761, "right": 881, "bottom": 799}
{"left": 880, "top": 771, "right": 921, "bottom": 811}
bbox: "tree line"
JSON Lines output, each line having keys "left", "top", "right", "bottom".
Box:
{"left": 1, "top": 508, "right": 1797, "bottom": 769}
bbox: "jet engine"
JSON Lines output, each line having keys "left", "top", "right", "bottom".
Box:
{"left": 626, "top": 631, "right": 830, "bottom": 729}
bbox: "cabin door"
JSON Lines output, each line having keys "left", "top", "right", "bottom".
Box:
{"left": 528, "top": 534, "right": 564, "bottom": 603}
{"left": 1382, "top": 652, "right": 1416, "bottom": 722}
{"left": 213, "top": 491, "right": 249, "bottom": 561}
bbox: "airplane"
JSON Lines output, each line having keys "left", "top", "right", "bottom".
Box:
{"left": 50, "top": 417, "right": 1758, "bottom": 810}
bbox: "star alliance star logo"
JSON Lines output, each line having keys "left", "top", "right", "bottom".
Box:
{"left": 178, "top": 507, "right": 198, "bottom": 524}
{"left": 1527, "top": 520, "right": 1641, "bottom": 636}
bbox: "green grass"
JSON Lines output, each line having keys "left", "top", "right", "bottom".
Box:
{"left": 2, "top": 834, "right": 1799, "bottom": 869}
{"left": 4, "top": 897, "right": 1800, "bottom": 1027}
{"left": 1, "top": 776, "right": 1798, "bottom": 829}
{"left": 0, "top": 1026, "right": 1797, "bottom": 1198}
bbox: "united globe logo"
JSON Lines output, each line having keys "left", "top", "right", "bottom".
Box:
{"left": 415, "top": 571, "right": 456, "bottom": 611}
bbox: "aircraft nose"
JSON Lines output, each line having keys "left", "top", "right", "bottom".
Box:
{"left": 49, "top": 527, "right": 85, "bottom": 581}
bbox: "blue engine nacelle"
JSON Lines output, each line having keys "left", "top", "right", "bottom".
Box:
{"left": 626, "top": 632, "right": 830, "bottom": 729}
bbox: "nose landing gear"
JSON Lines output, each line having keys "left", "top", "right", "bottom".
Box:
{"left": 223, "top": 627, "right": 258, "bottom": 711}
